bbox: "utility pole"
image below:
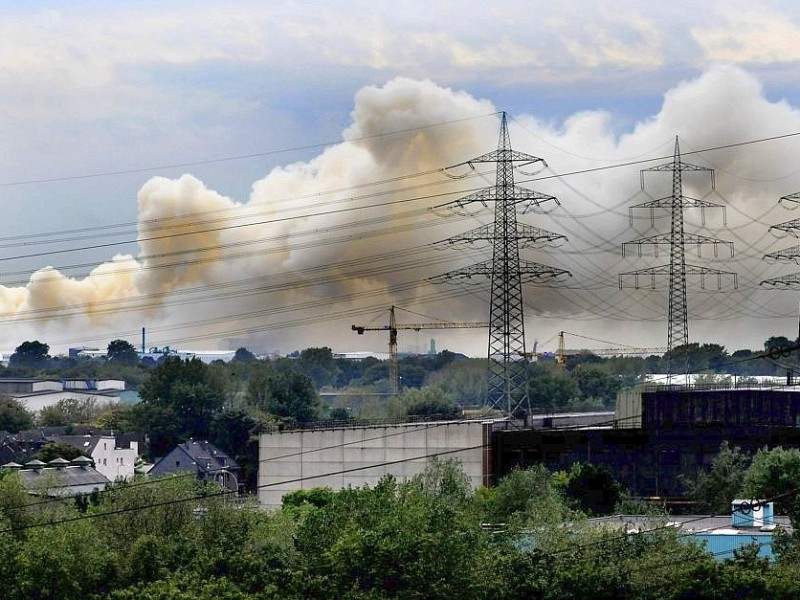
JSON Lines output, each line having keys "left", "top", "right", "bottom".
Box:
{"left": 432, "top": 112, "right": 570, "bottom": 415}
{"left": 352, "top": 305, "right": 487, "bottom": 395}
{"left": 620, "top": 137, "right": 736, "bottom": 380}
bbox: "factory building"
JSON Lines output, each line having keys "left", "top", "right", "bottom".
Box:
{"left": 494, "top": 384, "right": 800, "bottom": 498}
{"left": 258, "top": 383, "right": 800, "bottom": 507}
{"left": 257, "top": 411, "right": 615, "bottom": 508}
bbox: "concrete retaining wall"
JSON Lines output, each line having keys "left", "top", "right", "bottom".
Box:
{"left": 258, "top": 420, "right": 487, "bottom": 509}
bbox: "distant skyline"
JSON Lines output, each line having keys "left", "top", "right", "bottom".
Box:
{"left": 3, "top": 2, "right": 800, "bottom": 357}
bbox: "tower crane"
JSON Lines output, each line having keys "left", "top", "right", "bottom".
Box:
{"left": 555, "top": 331, "right": 668, "bottom": 367}
{"left": 352, "top": 305, "right": 488, "bottom": 394}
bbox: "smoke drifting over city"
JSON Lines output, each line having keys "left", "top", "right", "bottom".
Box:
{"left": 3, "top": 66, "right": 800, "bottom": 355}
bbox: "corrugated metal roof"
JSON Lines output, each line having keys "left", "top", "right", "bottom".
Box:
{"left": 16, "top": 465, "right": 109, "bottom": 496}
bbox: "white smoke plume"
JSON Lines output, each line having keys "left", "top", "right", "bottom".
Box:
{"left": 2, "top": 67, "right": 800, "bottom": 356}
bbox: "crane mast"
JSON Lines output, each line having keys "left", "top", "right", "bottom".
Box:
{"left": 352, "top": 305, "right": 487, "bottom": 394}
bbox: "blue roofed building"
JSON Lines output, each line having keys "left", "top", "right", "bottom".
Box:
{"left": 593, "top": 500, "right": 790, "bottom": 561}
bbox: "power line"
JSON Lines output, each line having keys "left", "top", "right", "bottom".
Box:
{"left": 3, "top": 127, "right": 800, "bottom": 352}
{"left": 0, "top": 112, "right": 500, "bottom": 188}
{"left": 4, "top": 129, "right": 797, "bottom": 264}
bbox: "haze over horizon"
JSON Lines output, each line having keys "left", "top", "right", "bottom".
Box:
{"left": 3, "top": 2, "right": 800, "bottom": 358}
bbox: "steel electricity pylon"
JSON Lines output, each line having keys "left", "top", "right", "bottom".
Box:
{"left": 761, "top": 193, "right": 800, "bottom": 302}
{"left": 619, "top": 137, "right": 736, "bottom": 378}
{"left": 431, "top": 112, "right": 570, "bottom": 415}
{"left": 761, "top": 193, "right": 800, "bottom": 349}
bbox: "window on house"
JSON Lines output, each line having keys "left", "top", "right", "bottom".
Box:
{"left": 176, "top": 460, "right": 181, "bottom": 467}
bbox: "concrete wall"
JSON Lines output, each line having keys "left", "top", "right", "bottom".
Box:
{"left": 258, "top": 420, "right": 488, "bottom": 509}
{"left": 615, "top": 387, "right": 643, "bottom": 429}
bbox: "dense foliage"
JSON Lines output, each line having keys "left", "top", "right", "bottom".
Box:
{"left": 0, "top": 396, "right": 34, "bottom": 433}
{"left": 0, "top": 460, "right": 799, "bottom": 599}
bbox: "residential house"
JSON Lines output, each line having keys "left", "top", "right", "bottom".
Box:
{"left": 150, "top": 440, "right": 239, "bottom": 491}
{"left": 54, "top": 434, "right": 139, "bottom": 481}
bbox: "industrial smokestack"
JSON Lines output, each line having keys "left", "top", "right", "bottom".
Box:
{"left": 142, "top": 327, "right": 146, "bottom": 354}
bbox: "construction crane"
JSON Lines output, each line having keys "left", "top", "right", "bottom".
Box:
{"left": 555, "top": 331, "right": 668, "bottom": 367}
{"left": 352, "top": 305, "right": 488, "bottom": 394}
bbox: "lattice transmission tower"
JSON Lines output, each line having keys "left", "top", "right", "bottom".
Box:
{"left": 431, "top": 112, "right": 570, "bottom": 415}
{"left": 761, "top": 193, "right": 800, "bottom": 337}
{"left": 619, "top": 137, "right": 737, "bottom": 378}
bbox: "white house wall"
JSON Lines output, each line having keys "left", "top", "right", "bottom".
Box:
{"left": 91, "top": 437, "right": 138, "bottom": 481}
{"left": 258, "top": 420, "right": 487, "bottom": 509}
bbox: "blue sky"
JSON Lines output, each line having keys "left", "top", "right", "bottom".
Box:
{"left": 3, "top": 1, "right": 800, "bottom": 355}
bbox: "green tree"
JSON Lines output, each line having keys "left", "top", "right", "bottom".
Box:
{"left": 329, "top": 406, "right": 350, "bottom": 420}
{"left": 93, "top": 404, "right": 136, "bottom": 431}
{"left": 245, "top": 361, "right": 274, "bottom": 410}
{"left": 0, "top": 396, "right": 33, "bottom": 433}
{"left": 528, "top": 363, "right": 581, "bottom": 411}
{"left": 427, "top": 358, "right": 487, "bottom": 407}
{"left": 282, "top": 487, "right": 336, "bottom": 509}
{"left": 573, "top": 365, "right": 622, "bottom": 407}
{"left": 666, "top": 342, "right": 729, "bottom": 373}
{"left": 15, "top": 518, "right": 120, "bottom": 600}
{"left": 560, "top": 462, "right": 625, "bottom": 516}
{"left": 106, "top": 339, "right": 139, "bottom": 364}
{"left": 743, "top": 446, "right": 800, "bottom": 526}
{"left": 9, "top": 340, "right": 50, "bottom": 370}
{"left": 694, "top": 372, "right": 732, "bottom": 385}
{"left": 764, "top": 335, "right": 794, "bottom": 353}
{"left": 210, "top": 408, "right": 262, "bottom": 490}
{"left": 478, "top": 464, "right": 570, "bottom": 526}
{"left": 298, "top": 346, "right": 339, "bottom": 388}
{"left": 684, "top": 441, "right": 750, "bottom": 514}
{"left": 134, "top": 357, "right": 225, "bottom": 456}
{"left": 388, "top": 386, "right": 460, "bottom": 419}
{"left": 263, "top": 371, "right": 321, "bottom": 424}
{"left": 293, "top": 461, "right": 504, "bottom": 599}
{"left": 37, "top": 397, "right": 103, "bottom": 426}
{"left": 232, "top": 347, "right": 256, "bottom": 362}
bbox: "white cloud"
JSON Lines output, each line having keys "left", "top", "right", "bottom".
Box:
{"left": 556, "top": 14, "right": 665, "bottom": 69}
{"left": 693, "top": 7, "right": 800, "bottom": 64}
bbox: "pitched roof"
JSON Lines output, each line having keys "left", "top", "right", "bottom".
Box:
{"left": 150, "top": 440, "right": 237, "bottom": 476}
{"left": 52, "top": 434, "right": 102, "bottom": 455}
{"left": 179, "top": 440, "right": 236, "bottom": 471}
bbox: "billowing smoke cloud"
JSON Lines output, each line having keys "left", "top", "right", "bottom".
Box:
{"left": 3, "top": 67, "right": 800, "bottom": 355}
